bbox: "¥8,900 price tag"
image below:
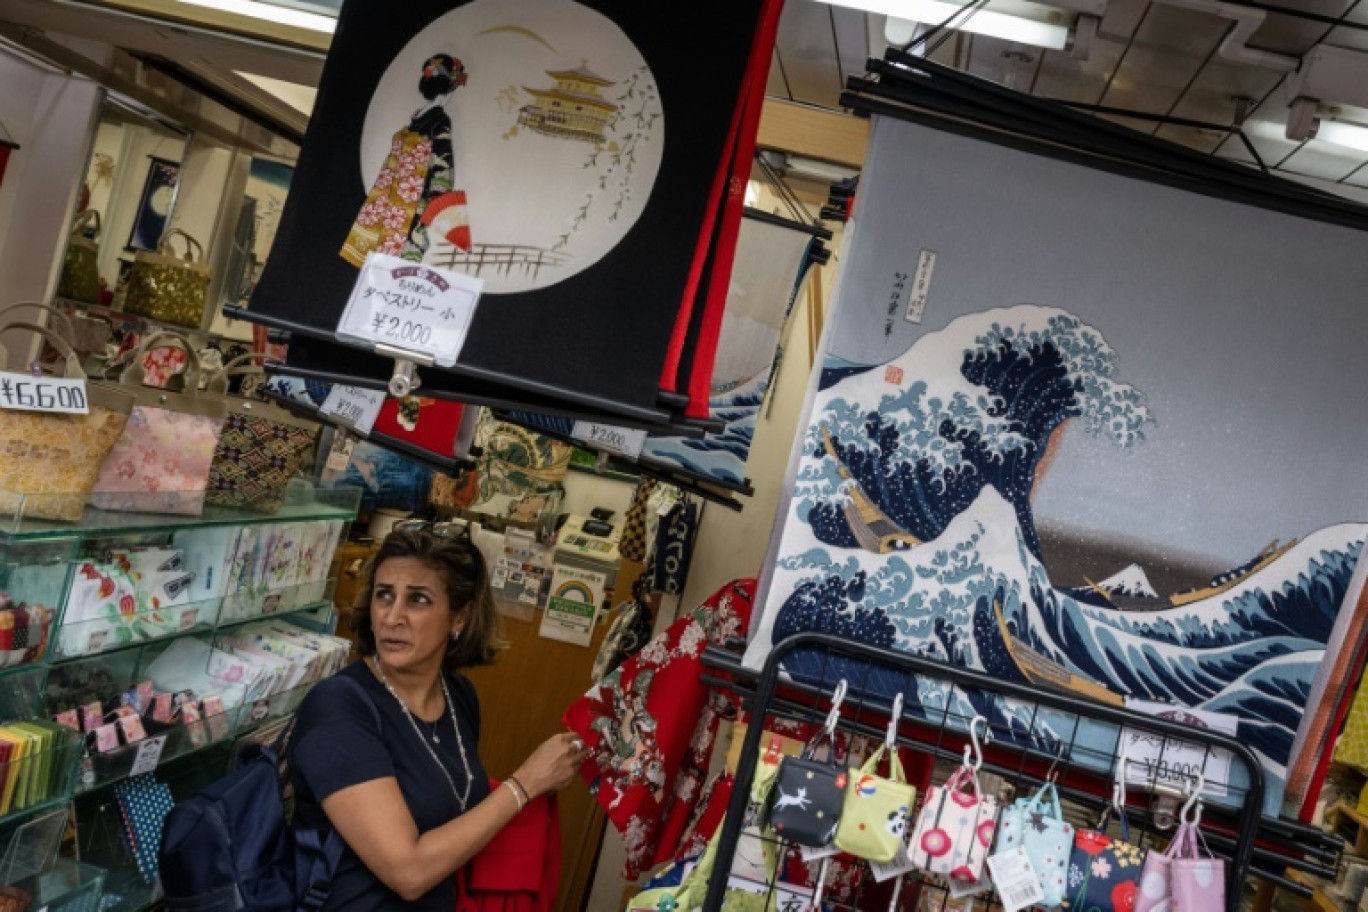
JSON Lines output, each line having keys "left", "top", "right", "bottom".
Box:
{"left": 320, "top": 385, "right": 385, "bottom": 437}
{"left": 571, "top": 421, "right": 647, "bottom": 459}
{"left": 0, "top": 371, "right": 89, "bottom": 415}
{"left": 336, "top": 253, "right": 482, "bottom": 366}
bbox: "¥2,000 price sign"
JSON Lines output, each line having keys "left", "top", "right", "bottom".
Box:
{"left": 571, "top": 420, "right": 647, "bottom": 459}
{"left": 0, "top": 372, "right": 89, "bottom": 415}
{"left": 337, "top": 253, "right": 482, "bottom": 366}
{"left": 320, "top": 385, "right": 385, "bottom": 437}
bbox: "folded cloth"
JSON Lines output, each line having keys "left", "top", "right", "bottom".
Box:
{"left": 455, "top": 784, "right": 561, "bottom": 912}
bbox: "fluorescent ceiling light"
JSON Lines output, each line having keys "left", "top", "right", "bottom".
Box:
{"left": 820, "top": 0, "right": 1069, "bottom": 51}
{"left": 176, "top": 0, "right": 337, "bottom": 33}
{"left": 1314, "top": 119, "right": 1368, "bottom": 154}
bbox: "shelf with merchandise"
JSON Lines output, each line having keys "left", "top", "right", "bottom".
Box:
{"left": 0, "top": 482, "right": 361, "bottom": 540}
{"left": 0, "top": 725, "right": 82, "bottom": 828}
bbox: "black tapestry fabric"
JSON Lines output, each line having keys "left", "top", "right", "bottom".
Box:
{"left": 250, "top": 0, "right": 770, "bottom": 413}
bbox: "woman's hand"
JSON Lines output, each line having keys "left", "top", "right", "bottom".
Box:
{"left": 512, "top": 732, "right": 585, "bottom": 799}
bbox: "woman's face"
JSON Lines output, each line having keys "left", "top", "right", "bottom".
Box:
{"left": 370, "top": 557, "right": 465, "bottom": 674}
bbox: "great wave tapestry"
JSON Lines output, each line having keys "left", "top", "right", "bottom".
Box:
{"left": 745, "top": 115, "right": 1368, "bottom": 819}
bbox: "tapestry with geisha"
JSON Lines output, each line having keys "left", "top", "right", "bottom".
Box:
{"left": 563, "top": 578, "right": 754, "bottom": 878}
{"left": 745, "top": 113, "right": 1368, "bottom": 820}
{"left": 248, "top": 0, "right": 780, "bottom": 416}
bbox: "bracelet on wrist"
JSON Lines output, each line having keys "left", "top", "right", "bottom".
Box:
{"left": 501, "top": 780, "right": 525, "bottom": 813}
{"left": 506, "top": 774, "right": 530, "bottom": 804}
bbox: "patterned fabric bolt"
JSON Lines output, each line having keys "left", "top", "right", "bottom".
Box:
{"left": 620, "top": 478, "right": 657, "bottom": 562}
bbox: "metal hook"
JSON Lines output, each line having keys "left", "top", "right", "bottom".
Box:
{"left": 823, "top": 679, "right": 849, "bottom": 734}
{"left": 885, "top": 692, "right": 905, "bottom": 749}
{"left": 963, "top": 715, "right": 989, "bottom": 771}
{"left": 1180, "top": 769, "right": 1206, "bottom": 826}
{"left": 1112, "top": 745, "right": 1130, "bottom": 812}
{"left": 1043, "top": 745, "right": 1066, "bottom": 784}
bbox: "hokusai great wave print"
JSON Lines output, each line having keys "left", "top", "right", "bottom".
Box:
{"left": 747, "top": 304, "right": 1365, "bottom": 816}
{"left": 746, "top": 115, "right": 1368, "bottom": 820}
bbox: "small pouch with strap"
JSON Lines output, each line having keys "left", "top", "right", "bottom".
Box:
{"left": 834, "top": 691, "right": 917, "bottom": 863}
{"left": 204, "top": 353, "right": 321, "bottom": 513}
{"left": 767, "top": 683, "right": 850, "bottom": 848}
{"left": 995, "top": 780, "right": 1075, "bottom": 905}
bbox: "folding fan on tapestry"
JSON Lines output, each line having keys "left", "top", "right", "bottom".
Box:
{"left": 744, "top": 99, "right": 1368, "bottom": 823}
{"left": 244, "top": 0, "right": 784, "bottom": 429}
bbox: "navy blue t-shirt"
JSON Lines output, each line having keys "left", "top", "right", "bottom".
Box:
{"left": 289, "top": 661, "right": 491, "bottom": 911}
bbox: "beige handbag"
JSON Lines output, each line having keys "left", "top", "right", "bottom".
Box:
{"left": 124, "top": 229, "right": 212, "bottom": 328}
{"left": 56, "top": 210, "right": 102, "bottom": 305}
{"left": 0, "top": 321, "right": 134, "bottom": 522}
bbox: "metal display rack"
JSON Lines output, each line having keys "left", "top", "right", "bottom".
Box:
{"left": 697, "top": 633, "right": 1344, "bottom": 911}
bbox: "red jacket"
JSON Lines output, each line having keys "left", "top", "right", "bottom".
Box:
{"left": 455, "top": 783, "right": 561, "bottom": 912}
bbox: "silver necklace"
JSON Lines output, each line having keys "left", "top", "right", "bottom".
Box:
{"left": 370, "top": 658, "right": 474, "bottom": 812}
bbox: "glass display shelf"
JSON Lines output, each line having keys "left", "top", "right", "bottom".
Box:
{"left": 0, "top": 727, "right": 82, "bottom": 828}
{"left": 7, "top": 856, "right": 105, "bottom": 912}
{"left": 0, "top": 483, "right": 361, "bottom": 540}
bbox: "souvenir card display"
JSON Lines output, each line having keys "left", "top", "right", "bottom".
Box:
{"left": 0, "top": 720, "right": 75, "bottom": 817}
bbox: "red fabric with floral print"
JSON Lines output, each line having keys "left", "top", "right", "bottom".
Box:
{"left": 563, "top": 579, "right": 754, "bottom": 879}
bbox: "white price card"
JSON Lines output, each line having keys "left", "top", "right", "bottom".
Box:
{"left": 798, "top": 842, "right": 841, "bottom": 863}
{"left": 177, "top": 608, "right": 198, "bottom": 631}
{"left": 571, "top": 420, "right": 647, "bottom": 459}
{"left": 0, "top": 371, "right": 89, "bottom": 414}
{"left": 320, "top": 385, "right": 385, "bottom": 437}
{"left": 868, "top": 844, "right": 919, "bottom": 883}
{"left": 130, "top": 735, "right": 168, "bottom": 777}
{"left": 325, "top": 432, "right": 357, "bottom": 472}
{"left": 986, "top": 848, "right": 1044, "bottom": 912}
{"left": 1121, "top": 699, "right": 1238, "bottom": 797}
{"left": 337, "top": 253, "right": 481, "bottom": 366}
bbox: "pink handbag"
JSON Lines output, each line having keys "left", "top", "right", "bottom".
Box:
{"left": 1135, "top": 822, "right": 1224, "bottom": 912}
{"left": 89, "top": 333, "right": 226, "bottom": 515}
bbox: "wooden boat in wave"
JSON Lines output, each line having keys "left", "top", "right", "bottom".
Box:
{"left": 992, "top": 598, "right": 1124, "bottom": 706}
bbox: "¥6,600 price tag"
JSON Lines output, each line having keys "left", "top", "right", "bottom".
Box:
{"left": 0, "top": 371, "right": 89, "bottom": 414}
{"left": 320, "top": 386, "right": 385, "bottom": 437}
{"left": 336, "top": 253, "right": 482, "bottom": 366}
{"left": 571, "top": 421, "right": 647, "bottom": 459}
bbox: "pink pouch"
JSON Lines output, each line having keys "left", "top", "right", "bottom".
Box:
{"left": 1172, "top": 826, "right": 1225, "bottom": 912}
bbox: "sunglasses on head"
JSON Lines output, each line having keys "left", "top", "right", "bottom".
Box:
{"left": 392, "top": 519, "right": 472, "bottom": 542}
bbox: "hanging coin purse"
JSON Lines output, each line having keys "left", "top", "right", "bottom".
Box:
{"left": 995, "top": 780, "right": 1075, "bottom": 906}
{"left": 767, "top": 682, "right": 849, "bottom": 847}
{"left": 834, "top": 692, "right": 917, "bottom": 863}
{"left": 1170, "top": 785, "right": 1224, "bottom": 912}
{"left": 908, "top": 716, "right": 998, "bottom": 884}
{"left": 1064, "top": 808, "right": 1144, "bottom": 910}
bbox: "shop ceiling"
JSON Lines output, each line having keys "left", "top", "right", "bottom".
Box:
{"left": 3, "top": 0, "right": 1368, "bottom": 196}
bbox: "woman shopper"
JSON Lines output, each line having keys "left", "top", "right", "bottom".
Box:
{"left": 288, "top": 528, "right": 584, "bottom": 910}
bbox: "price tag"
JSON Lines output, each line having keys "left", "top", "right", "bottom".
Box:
{"left": 0, "top": 371, "right": 89, "bottom": 415}
{"left": 986, "top": 848, "right": 1044, "bottom": 912}
{"left": 320, "top": 385, "right": 384, "bottom": 437}
{"left": 868, "top": 845, "right": 919, "bottom": 883}
{"left": 129, "top": 735, "right": 168, "bottom": 777}
{"left": 1121, "top": 699, "right": 1238, "bottom": 797}
{"left": 325, "top": 432, "right": 357, "bottom": 471}
{"left": 570, "top": 420, "right": 647, "bottom": 459}
{"left": 948, "top": 875, "right": 993, "bottom": 899}
{"left": 177, "top": 608, "right": 198, "bottom": 631}
{"left": 86, "top": 629, "right": 108, "bottom": 654}
{"left": 337, "top": 253, "right": 482, "bottom": 366}
{"left": 799, "top": 843, "right": 840, "bottom": 863}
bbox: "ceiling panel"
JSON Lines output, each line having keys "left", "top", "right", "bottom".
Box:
{"left": 962, "top": 34, "right": 1044, "bottom": 91}
{"left": 1100, "top": 7, "right": 1226, "bottom": 117}
{"left": 1212, "top": 92, "right": 1305, "bottom": 163}
{"left": 1322, "top": 23, "right": 1368, "bottom": 50}
{"left": 1277, "top": 141, "right": 1366, "bottom": 180}
{"left": 1341, "top": 164, "right": 1368, "bottom": 186}
{"left": 1031, "top": 36, "right": 1128, "bottom": 104}
{"left": 766, "top": 47, "right": 790, "bottom": 99}
{"left": 1166, "top": 61, "right": 1284, "bottom": 128}
{"left": 773, "top": 0, "right": 843, "bottom": 107}
{"left": 829, "top": 4, "right": 872, "bottom": 87}
{"left": 1256, "top": 4, "right": 1357, "bottom": 54}
{"left": 1097, "top": 0, "right": 1151, "bottom": 43}
{"left": 1153, "top": 122, "right": 1227, "bottom": 154}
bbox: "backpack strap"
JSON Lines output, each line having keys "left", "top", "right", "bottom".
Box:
{"left": 295, "top": 672, "right": 385, "bottom": 912}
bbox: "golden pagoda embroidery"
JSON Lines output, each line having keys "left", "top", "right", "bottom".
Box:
{"left": 517, "top": 64, "right": 620, "bottom": 145}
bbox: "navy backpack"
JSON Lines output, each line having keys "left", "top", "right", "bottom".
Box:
{"left": 158, "top": 676, "right": 380, "bottom": 911}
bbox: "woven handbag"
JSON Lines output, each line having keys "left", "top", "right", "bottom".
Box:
{"left": 89, "top": 332, "right": 227, "bottom": 515}
{"left": 57, "top": 210, "right": 102, "bottom": 305}
{"left": 0, "top": 320, "right": 134, "bottom": 522}
{"left": 124, "top": 229, "right": 212, "bottom": 328}
{"left": 204, "top": 354, "right": 320, "bottom": 513}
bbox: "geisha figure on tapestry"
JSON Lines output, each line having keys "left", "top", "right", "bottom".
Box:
{"left": 341, "top": 53, "right": 473, "bottom": 266}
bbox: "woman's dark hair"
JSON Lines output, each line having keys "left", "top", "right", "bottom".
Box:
{"left": 353, "top": 529, "right": 502, "bottom": 670}
{"left": 419, "top": 54, "right": 463, "bottom": 101}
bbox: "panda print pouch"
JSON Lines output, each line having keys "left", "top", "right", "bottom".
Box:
{"left": 834, "top": 741, "right": 917, "bottom": 863}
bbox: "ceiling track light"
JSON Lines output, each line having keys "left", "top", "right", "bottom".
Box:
{"left": 824, "top": 0, "right": 1105, "bottom": 57}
